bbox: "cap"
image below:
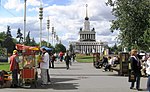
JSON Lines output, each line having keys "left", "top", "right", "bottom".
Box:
{"left": 13, "top": 50, "right": 18, "bottom": 54}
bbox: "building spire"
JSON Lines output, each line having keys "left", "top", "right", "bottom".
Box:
{"left": 85, "top": 4, "right": 89, "bottom": 20}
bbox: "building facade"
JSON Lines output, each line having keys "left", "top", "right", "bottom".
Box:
{"left": 70, "top": 4, "right": 108, "bottom": 54}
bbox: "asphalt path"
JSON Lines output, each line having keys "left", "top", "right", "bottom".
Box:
{"left": 0, "top": 61, "right": 148, "bottom": 92}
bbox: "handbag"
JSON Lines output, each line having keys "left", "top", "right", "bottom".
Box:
{"left": 128, "top": 71, "right": 136, "bottom": 82}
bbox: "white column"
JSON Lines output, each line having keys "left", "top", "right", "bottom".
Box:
{"left": 85, "top": 45, "right": 87, "bottom": 53}
{"left": 90, "top": 34, "right": 91, "bottom": 39}
{"left": 98, "top": 45, "right": 100, "bottom": 53}
{"left": 82, "top": 45, "right": 84, "bottom": 53}
{"left": 81, "top": 45, "right": 82, "bottom": 53}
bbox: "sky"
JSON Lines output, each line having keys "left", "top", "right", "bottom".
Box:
{"left": 0, "top": 0, "right": 118, "bottom": 48}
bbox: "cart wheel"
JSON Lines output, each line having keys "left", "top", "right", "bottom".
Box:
{"left": 0, "top": 84, "right": 2, "bottom": 88}
{"left": 30, "top": 80, "right": 37, "bottom": 88}
{"left": 18, "top": 78, "right": 23, "bottom": 87}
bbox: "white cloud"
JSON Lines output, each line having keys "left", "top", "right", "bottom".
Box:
{"left": 4, "top": 0, "right": 23, "bottom": 11}
{"left": 27, "top": 0, "right": 41, "bottom": 7}
{"left": 0, "top": 0, "right": 117, "bottom": 47}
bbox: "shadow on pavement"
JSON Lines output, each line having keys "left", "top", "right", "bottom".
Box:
{"left": 24, "top": 77, "right": 79, "bottom": 90}
{"left": 50, "top": 83, "right": 78, "bottom": 90}
{"left": 51, "top": 67, "right": 81, "bottom": 70}
{"left": 51, "top": 73, "right": 119, "bottom": 77}
{"left": 52, "top": 67, "right": 67, "bottom": 69}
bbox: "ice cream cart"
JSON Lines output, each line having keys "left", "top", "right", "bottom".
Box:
{"left": 15, "top": 44, "right": 39, "bottom": 88}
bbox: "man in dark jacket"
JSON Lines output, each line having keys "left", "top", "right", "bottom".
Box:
{"left": 64, "top": 53, "right": 71, "bottom": 70}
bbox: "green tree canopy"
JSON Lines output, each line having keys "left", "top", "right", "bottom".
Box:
{"left": 55, "top": 43, "right": 66, "bottom": 53}
{"left": 25, "top": 31, "right": 31, "bottom": 45}
{"left": 6, "top": 25, "right": 12, "bottom": 37}
{"left": 107, "top": 0, "right": 150, "bottom": 51}
{"left": 0, "top": 32, "right": 7, "bottom": 41}
{"left": 69, "top": 44, "right": 73, "bottom": 54}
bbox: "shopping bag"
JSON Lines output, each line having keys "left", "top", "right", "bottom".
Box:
{"left": 128, "top": 71, "right": 136, "bottom": 82}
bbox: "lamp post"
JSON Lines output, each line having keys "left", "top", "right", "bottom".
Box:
{"left": 24, "top": 0, "right": 27, "bottom": 43}
{"left": 54, "top": 31, "right": 56, "bottom": 46}
{"left": 39, "top": 3, "right": 43, "bottom": 47}
{"left": 47, "top": 17, "right": 50, "bottom": 47}
{"left": 52, "top": 27, "right": 54, "bottom": 46}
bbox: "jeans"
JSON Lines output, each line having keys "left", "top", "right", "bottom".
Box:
{"left": 41, "top": 69, "right": 48, "bottom": 84}
{"left": 130, "top": 73, "right": 140, "bottom": 89}
{"left": 147, "top": 75, "right": 150, "bottom": 91}
{"left": 12, "top": 69, "right": 18, "bottom": 86}
{"left": 66, "top": 61, "right": 70, "bottom": 69}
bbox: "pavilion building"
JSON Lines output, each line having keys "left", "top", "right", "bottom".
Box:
{"left": 70, "top": 4, "right": 108, "bottom": 54}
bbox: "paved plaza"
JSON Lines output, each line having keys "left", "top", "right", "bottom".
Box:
{"left": 0, "top": 61, "right": 148, "bottom": 92}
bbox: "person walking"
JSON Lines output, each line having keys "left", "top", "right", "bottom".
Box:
{"left": 59, "top": 52, "right": 64, "bottom": 62}
{"left": 129, "top": 49, "right": 142, "bottom": 91}
{"left": 64, "top": 53, "right": 71, "bottom": 70}
{"left": 40, "top": 48, "right": 50, "bottom": 85}
{"left": 51, "top": 53, "right": 56, "bottom": 68}
{"left": 10, "top": 50, "right": 20, "bottom": 88}
{"left": 72, "top": 53, "right": 76, "bottom": 62}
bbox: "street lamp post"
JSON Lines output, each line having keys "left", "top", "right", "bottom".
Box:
{"left": 54, "top": 31, "right": 56, "bottom": 46}
{"left": 47, "top": 17, "right": 50, "bottom": 47}
{"left": 52, "top": 27, "right": 54, "bottom": 46}
{"left": 24, "top": 0, "right": 27, "bottom": 43}
{"left": 39, "top": 3, "right": 43, "bottom": 47}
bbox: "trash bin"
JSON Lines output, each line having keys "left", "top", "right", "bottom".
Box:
{"left": 119, "top": 52, "right": 130, "bottom": 76}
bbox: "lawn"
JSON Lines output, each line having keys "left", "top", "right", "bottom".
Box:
{"left": 76, "top": 54, "right": 93, "bottom": 63}
{"left": 0, "top": 62, "right": 9, "bottom": 71}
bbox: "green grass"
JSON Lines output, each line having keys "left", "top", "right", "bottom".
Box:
{"left": 0, "top": 62, "right": 9, "bottom": 71}
{"left": 76, "top": 54, "right": 93, "bottom": 63}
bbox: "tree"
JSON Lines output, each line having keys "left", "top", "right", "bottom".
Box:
{"left": 30, "top": 38, "right": 38, "bottom": 46}
{"left": 25, "top": 31, "right": 31, "bottom": 45}
{"left": 106, "top": 0, "right": 150, "bottom": 51}
{"left": 41, "top": 40, "right": 47, "bottom": 47}
{"left": 6, "top": 25, "right": 12, "bottom": 37}
{"left": 69, "top": 44, "right": 74, "bottom": 54}
{"left": 143, "top": 29, "right": 150, "bottom": 50}
{"left": 3, "top": 37, "right": 15, "bottom": 54}
{"left": 0, "top": 32, "right": 7, "bottom": 47}
{"left": 55, "top": 43, "right": 66, "bottom": 53}
{"left": 16, "top": 28, "right": 23, "bottom": 43}
{"left": 2, "top": 26, "right": 15, "bottom": 54}
{"left": 0, "top": 31, "right": 7, "bottom": 41}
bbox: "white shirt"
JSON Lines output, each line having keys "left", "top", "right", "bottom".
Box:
{"left": 109, "top": 58, "right": 114, "bottom": 65}
{"left": 146, "top": 57, "right": 150, "bottom": 75}
{"left": 40, "top": 52, "right": 49, "bottom": 69}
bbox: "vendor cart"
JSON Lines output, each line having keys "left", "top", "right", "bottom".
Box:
{"left": 16, "top": 44, "right": 39, "bottom": 88}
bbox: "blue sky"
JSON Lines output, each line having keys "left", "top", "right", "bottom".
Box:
{"left": 0, "top": 0, "right": 118, "bottom": 48}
